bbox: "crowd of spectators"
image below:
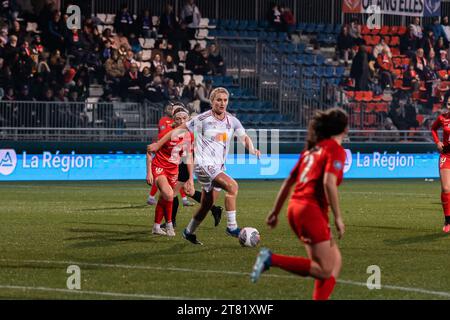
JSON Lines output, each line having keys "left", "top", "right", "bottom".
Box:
{"left": 0, "top": 0, "right": 227, "bottom": 127}
{"left": 338, "top": 16, "right": 450, "bottom": 133}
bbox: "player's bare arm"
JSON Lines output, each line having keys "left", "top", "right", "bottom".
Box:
{"left": 145, "top": 151, "right": 153, "bottom": 186}
{"left": 323, "top": 172, "right": 345, "bottom": 239}
{"left": 148, "top": 123, "right": 189, "bottom": 153}
{"left": 184, "top": 148, "right": 195, "bottom": 196}
{"left": 240, "top": 134, "right": 261, "bottom": 159}
{"left": 266, "top": 173, "right": 297, "bottom": 228}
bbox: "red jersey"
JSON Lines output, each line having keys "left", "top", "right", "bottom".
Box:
{"left": 152, "top": 127, "right": 193, "bottom": 175}
{"left": 431, "top": 112, "right": 450, "bottom": 154}
{"left": 290, "top": 139, "right": 346, "bottom": 212}
{"left": 158, "top": 116, "right": 174, "bottom": 133}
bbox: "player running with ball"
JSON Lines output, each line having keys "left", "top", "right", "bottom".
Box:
{"left": 148, "top": 87, "right": 261, "bottom": 245}
{"left": 251, "top": 108, "right": 348, "bottom": 300}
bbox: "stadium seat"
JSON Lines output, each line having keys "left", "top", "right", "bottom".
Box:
{"left": 199, "top": 18, "right": 209, "bottom": 28}
{"left": 141, "top": 50, "right": 152, "bottom": 61}
{"left": 105, "top": 14, "right": 115, "bottom": 25}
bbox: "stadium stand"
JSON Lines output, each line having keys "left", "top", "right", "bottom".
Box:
{"left": 0, "top": 0, "right": 450, "bottom": 141}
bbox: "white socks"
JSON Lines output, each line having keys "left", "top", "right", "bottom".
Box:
{"left": 226, "top": 211, "right": 237, "bottom": 230}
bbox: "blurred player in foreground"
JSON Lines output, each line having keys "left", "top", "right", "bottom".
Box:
{"left": 431, "top": 93, "right": 450, "bottom": 233}
{"left": 251, "top": 108, "right": 348, "bottom": 300}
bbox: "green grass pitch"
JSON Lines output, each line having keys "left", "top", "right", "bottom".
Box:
{"left": 0, "top": 179, "right": 449, "bottom": 300}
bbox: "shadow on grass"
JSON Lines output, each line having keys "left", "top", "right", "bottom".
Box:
{"left": 384, "top": 232, "right": 448, "bottom": 246}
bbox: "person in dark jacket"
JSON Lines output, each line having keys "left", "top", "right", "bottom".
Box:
{"left": 350, "top": 45, "right": 370, "bottom": 91}
{"left": 336, "top": 25, "right": 354, "bottom": 66}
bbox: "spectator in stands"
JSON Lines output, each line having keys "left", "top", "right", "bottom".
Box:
{"left": 428, "top": 48, "right": 438, "bottom": 72}
{"left": 350, "top": 45, "right": 369, "bottom": 91}
{"left": 47, "top": 10, "right": 65, "bottom": 52}
{"left": 421, "top": 30, "right": 436, "bottom": 58}
{"left": 180, "top": 0, "right": 201, "bottom": 39}
{"left": 136, "top": 9, "right": 156, "bottom": 39}
{"left": 140, "top": 66, "right": 153, "bottom": 87}
{"left": 181, "top": 78, "right": 197, "bottom": 106}
{"left": 105, "top": 49, "right": 125, "bottom": 92}
{"left": 414, "top": 48, "right": 428, "bottom": 80}
{"left": 159, "top": 3, "right": 179, "bottom": 38}
{"left": 349, "top": 18, "right": 363, "bottom": 45}
{"left": 122, "top": 49, "right": 136, "bottom": 71}
{"left": 208, "top": 43, "right": 225, "bottom": 75}
{"left": 280, "top": 6, "right": 295, "bottom": 37}
{"left": 14, "top": 46, "right": 34, "bottom": 85}
{"left": 3, "top": 86, "right": 15, "bottom": 101}
{"left": 443, "top": 16, "right": 450, "bottom": 43}
{"left": 164, "top": 54, "right": 182, "bottom": 83}
{"left": 267, "top": 2, "right": 282, "bottom": 33}
{"left": 400, "top": 25, "right": 418, "bottom": 58}
{"left": 121, "top": 62, "right": 144, "bottom": 102}
{"left": 168, "top": 22, "right": 190, "bottom": 52}
{"left": 66, "top": 28, "right": 86, "bottom": 64}
{"left": 54, "top": 87, "right": 68, "bottom": 102}
{"left": 31, "top": 35, "right": 44, "bottom": 56}
{"left": 336, "top": 25, "right": 353, "bottom": 66}
{"left": 403, "top": 63, "right": 420, "bottom": 92}
{"left": 196, "top": 79, "right": 212, "bottom": 112}
{"left": 9, "top": 20, "right": 25, "bottom": 43}
{"left": 48, "top": 49, "right": 65, "bottom": 83}
{"left": 150, "top": 52, "right": 164, "bottom": 73}
{"left": 145, "top": 75, "right": 165, "bottom": 102}
{"left": 164, "top": 78, "right": 180, "bottom": 101}
{"left": 435, "top": 36, "right": 449, "bottom": 56}
{"left": 101, "top": 40, "right": 113, "bottom": 63}
{"left": 373, "top": 37, "right": 392, "bottom": 60}
{"left": 17, "top": 85, "right": 34, "bottom": 101}
{"left": 114, "top": 4, "right": 134, "bottom": 37}
{"left": 101, "top": 28, "right": 115, "bottom": 47}
{"left": 437, "top": 50, "right": 449, "bottom": 71}
{"left": 186, "top": 43, "right": 202, "bottom": 71}
{"left": 382, "top": 117, "right": 400, "bottom": 141}
{"left": 428, "top": 17, "right": 446, "bottom": 44}
{"left": 112, "top": 31, "right": 131, "bottom": 52}
{"left": 129, "top": 33, "right": 143, "bottom": 57}
{"left": 41, "top": 87, "right": 54, "bottom": 102}
{"left": 37, "top": 51, "right": 51, "bottom": 77}
{"left": 410, "top": 17, "right": 423, "bottom": 39}
{"left": 193, "top": 49, "right": 212, "bottom": 75}
{"left": 376, "top": 48, "right": 394, "bottom": 90}
{"left": 4, "top": 34, "right": 18, "bottom": 66}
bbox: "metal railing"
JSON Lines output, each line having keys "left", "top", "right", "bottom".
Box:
{"left": 0, "top": 101, "right": 163, "bottom": 141}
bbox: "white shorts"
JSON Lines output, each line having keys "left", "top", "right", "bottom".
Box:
{"left": 194, "top": 164, "right": 226, "bottom": 193}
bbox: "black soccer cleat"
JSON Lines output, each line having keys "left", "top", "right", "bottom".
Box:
{"left": 160, "top": 220, "right": 176, "bottom": 229}
{"left": 182, "top": 229, "right": 203, "bottom": 245}
{"left": 211, "top": 206, "right": 223, "bottom": 227}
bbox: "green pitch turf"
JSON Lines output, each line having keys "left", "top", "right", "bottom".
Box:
{"left": 0, "top": 179, "right": 449, "bottom": 300}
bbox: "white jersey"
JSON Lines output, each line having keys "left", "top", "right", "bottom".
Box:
{"left": 186, "top": 110, "right": 246, "bottom": 166}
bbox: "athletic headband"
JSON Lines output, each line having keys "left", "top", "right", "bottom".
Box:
{"left": 172, "top": 106, "right": 189, "bottom": 117}
{"left": 210, "top": 87, "right": 229, "bottom": 101}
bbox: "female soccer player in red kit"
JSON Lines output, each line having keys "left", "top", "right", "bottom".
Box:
{"left": 431, "top": 93, "right": 450, "bottom": 233}
{"left": 146, "top": 105, "right": 193, "bottom": 236}
{"left": 251, "top": 108, "right": 348, "bottom": 300}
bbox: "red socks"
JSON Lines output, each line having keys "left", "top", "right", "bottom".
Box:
{"left": 271, "top": 253, "right": 336, "bottom": 300}
{"left": 313, "top": 277, "right": 336, "bottom": 300}
{"left": 149, "top": 183, "right": 157, "bottom": 197}
{"left": 271, "top": 253, "right": 312, "bottom": 277}
{"left": 155, "top": 198, "right": 174, "bottom": 223}
{"left": 441, "top": 192, "right": 450, "bottom": 217}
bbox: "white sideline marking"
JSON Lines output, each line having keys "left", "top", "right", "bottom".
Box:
{"left": 1, "top": 259, "right": 450, "bottom": 298}
{"left": 0, "top": 284, "right": 204, "bottom": 300}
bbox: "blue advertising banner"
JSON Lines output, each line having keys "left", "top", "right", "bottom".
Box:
{"left": 0, "top": 149, "right": 441, "bottom": 181}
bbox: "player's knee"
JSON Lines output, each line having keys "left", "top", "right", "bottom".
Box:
{"left": 319, "top": 266, "right": 334, "bottom": 279}
{"left": 227, "top": 181, "right": 239, "bottom": 197}
{"left": 443, "top": 185, "right": 450, "bottom": 193}
{"left": 162, "top": 189, "right": 174, "bottom": 201}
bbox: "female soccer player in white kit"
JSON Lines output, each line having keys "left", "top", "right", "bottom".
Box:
{"left": 148, "top": 87, "right": 261, "bottom": 244}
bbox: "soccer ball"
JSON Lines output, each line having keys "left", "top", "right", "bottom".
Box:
{"left": 238, "top": 227, "right": 260, "bottom": 247}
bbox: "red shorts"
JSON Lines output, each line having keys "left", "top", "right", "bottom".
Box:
{"left": 440, "top": 154, "right": 450, "bottom": 170}
{"left": 152, "top": 165, "right": 178, "bottom": 188}
{"left": 287, "top": 200, "right": 331, "bottom": 245}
